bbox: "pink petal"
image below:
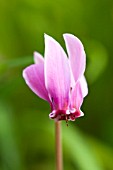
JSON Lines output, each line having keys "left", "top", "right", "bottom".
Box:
{"left": 34, "top": 51, "right": 44, "bottom": 64}
{"left": 79, "top": 75, "right": 88, "bottom": 98}
{"left": 63, "top": 34, "right": 86, "bottom": 82}
{"left": 70, "top": 65, "right": 76, "bottom": 88}
{"left": 44, "top": 34, "right": 71, "bottom": 110}
{"left": 23, "top": 64, "right": 49, "bottom": 102}
{"left": 71, "top": 81, "right": 83, "bottom": 110}
{"left": 70, "top": 62, "right": 88, "bottom": 98}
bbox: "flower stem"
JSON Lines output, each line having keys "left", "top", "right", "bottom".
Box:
{"left": 55, "top": 121, "right": 63, "bottom": 170}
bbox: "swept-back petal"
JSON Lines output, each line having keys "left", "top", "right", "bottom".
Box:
{"left": 23, "top": 64, "right": 49, "bottom": 102}
{"left": 79, "top": 75, "right": 88, "bottom": 98}
{"left": 71, "top": 81, "right": 83, "bottom": 110}
{"left": 63, "top": 34, "right": 86, "bottom": 82}
{"left": 69, "top": 62, "right": 88, "bottom": 98}
{"left": 44, "top": 34, "right": 70, "bottom": 110}
{"left": 34, "top": 51, "right": 44, "bottom": 64}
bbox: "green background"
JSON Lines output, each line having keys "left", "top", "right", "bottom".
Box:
{"left": 0, "top": 0, "right": 113, "bottom": 169}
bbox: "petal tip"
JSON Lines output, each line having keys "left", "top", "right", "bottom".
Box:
{"left": 44, "top": 33, "right": 50, "bottom": 40}
{"left": 44, "top": 33, "right": 55, "bottom": 44}
{"left": 63, "top": 33, "right": 72, "bottom": 37}
{"left": 33, "top": 51, "right": 44, "bottom": 64}
{"left": 63, "top": 33, "right": 75, "bottom": 38}
{"left": 63, "top": 33, "right": 83, "bottom": 46}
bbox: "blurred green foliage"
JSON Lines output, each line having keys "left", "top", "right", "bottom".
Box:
{"left": 0, "top": 0, "right": 113, "bottom": 169}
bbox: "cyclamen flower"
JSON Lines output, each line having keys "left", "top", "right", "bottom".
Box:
{"left": 23, "top": 34, "right": 88, "bottom": 121}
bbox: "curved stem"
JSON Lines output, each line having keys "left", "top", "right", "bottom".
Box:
{"left": 55, "top": 121, "right": 63, "bottom": 170}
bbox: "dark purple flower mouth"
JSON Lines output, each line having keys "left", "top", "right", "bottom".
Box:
{"left": 49, "top": 109, "right": 82, "bottom": 121}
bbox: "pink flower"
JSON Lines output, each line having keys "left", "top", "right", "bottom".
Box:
{"left": 23, "top": 34, "right": 88, "bottom": 121}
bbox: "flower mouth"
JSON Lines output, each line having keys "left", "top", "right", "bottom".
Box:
{"left": 49, "top": 109, "right": 81, "bottom": 121}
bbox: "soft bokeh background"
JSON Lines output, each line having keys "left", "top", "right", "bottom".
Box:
{"left": 0, "top": 0, "right": 113, "bottom": 169}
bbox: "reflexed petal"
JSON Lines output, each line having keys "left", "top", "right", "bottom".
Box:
{"left": 23, "top": 64, "right": 49, "bottom": 101}
{"left": 63, "top": 34, "right": 86, "bottom": 82}
{"left": 70, "top": 66, "right": 76, "bottom": 88}
{"left": 68, "top": 58, "right": 76, "bottom": 88}
{"left": 34, "top": 51, "right": 44, "bottom": 64}
{"left": 44, "top": 34, "right": 70, "bottom": 110}
{"left": 79, "top": 75, "right": 88, "bottom": 98}
{"left": 71, "top": 81, "right": 83, "bottom": 110}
